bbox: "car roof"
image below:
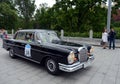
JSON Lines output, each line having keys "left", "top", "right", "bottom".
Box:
{"left": 18, "top": 29, "right": 55, "bottom": 33}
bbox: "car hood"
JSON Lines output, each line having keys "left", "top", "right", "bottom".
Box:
{"left": 43, "top": 40, "right": 86, "bottom": 53}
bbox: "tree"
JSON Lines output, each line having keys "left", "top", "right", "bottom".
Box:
{"left": 34, "top": 0, "right": 108, "bottom": 33}
{"left": 0, "top": 2, "right": 18, "bottom": 30}
{"left": 34, "top": 3, "right": 53, "bottom": 29}
{"left": 52, "top": 0, "right": 107, "bottom": 32}
{"left": 15, "top": 0, "right": 36, "bottom": 28}
{"left": 111, "top": 0, "right": 120, "bottom": 26}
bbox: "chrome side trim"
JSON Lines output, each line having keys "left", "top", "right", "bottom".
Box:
{"left": 15, "top": 53, "right": 40, "bottom": 64}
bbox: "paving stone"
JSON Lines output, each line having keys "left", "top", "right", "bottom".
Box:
{"left": 89, "top": 73, "right": 105, "bottom": 84}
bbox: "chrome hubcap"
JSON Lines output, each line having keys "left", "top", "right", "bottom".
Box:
{"left": 47, "top": 59, "right": 56, "bottom": 72}
{"left": 10, "top": 49, "right": 13, "bottom": 57}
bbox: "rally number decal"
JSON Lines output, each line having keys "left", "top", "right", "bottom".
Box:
{"left": 25, "top": 44, "right": 31, "bottom": 57}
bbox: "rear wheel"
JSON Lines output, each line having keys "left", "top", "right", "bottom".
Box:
{"left": 45, "top": 58, "right": 59, "bottom": 75}
{"left": 9, "top": 48, "right": 16, "bottom": 58}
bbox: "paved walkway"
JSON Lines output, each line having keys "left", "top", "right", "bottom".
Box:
{"left": 0, "top": 38, "right": 120, "bottom": 84}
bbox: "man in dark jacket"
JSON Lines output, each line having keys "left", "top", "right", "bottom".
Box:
{"left": 108, "top": 28, "right": 116, "bottom": 49}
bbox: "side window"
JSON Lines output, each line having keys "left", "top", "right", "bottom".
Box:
{"left": 36, "top": 32, "right": 40, "bottom": 40}
{"left": 36, "top": 32, "right": 42, "bottom": 43}
{"left": 15, "top": 32, "right": 26, "bottom": 40}
{"left": 25, "top": 32, "right": 35, "bottom": 42}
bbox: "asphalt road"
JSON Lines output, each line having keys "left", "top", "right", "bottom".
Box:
{"left": 0, "top": 39, "right": 120, "bottom": 84}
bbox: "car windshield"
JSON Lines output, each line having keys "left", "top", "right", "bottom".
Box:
{"left": 36, "top": 31, "right": 60, "bottom": 43}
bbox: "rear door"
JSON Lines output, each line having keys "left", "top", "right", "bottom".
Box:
{"left": 14, "top": 32, "right": 26, "bottom": 56}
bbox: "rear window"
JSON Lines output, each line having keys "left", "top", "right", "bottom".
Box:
{"left": 15, "top": 32, "right": 26, "bottom": 40}
{"left": 14, "top": 31, "right": 35, "bottom": 42}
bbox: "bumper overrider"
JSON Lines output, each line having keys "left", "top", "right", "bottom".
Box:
{"left": 59, "top": 55, "right": 94, "bottom": 72}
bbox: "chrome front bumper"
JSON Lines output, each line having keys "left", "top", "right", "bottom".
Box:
{"left": 59, "top": 56, "right": 94, "bottom": 72}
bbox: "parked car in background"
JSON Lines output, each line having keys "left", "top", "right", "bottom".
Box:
{"left": 3, "top": 29, "right": 94, "bottom": 75}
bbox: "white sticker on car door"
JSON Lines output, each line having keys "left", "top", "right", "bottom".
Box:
{"left": 25, "top": 44, "right": 31, "bottom": 57}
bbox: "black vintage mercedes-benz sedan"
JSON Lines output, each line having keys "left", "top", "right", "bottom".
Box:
{"left": 3, "top": 29, "right": 94, "bottom": 75}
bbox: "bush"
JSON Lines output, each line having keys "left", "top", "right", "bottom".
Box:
{"left": 93, "top": 32, "right": 102, "bottom": 38}
{"left": 57, "top": 29, "right": 120, "bottom": 39}
{"left": 64, "top": 32, "right": 102, "bottom": 38}
{"left": 112, "top": 22, "right": 120, "bottom": 27}
{"left": 114, "top": 27, "right": 120, "bottom": 39}
{"left": 64, "top": 32, "right": 89, "bottom": 37}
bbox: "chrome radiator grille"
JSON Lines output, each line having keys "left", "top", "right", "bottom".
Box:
{"left": 78, "top": 48, "right": 88, "bottom": 63}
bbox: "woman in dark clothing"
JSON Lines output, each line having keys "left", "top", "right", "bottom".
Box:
{"left": 108, "top": 28, "right": 116, "bottom": 49}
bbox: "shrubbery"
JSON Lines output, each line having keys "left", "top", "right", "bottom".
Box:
{"left": 93, "top": 32, "right": 102, "bottom": 38}
{"left": 63, "top": 27, "right": 120, "bottom": 39}
{"left": 64, "top": 31, "right": 102, "bottom": 38}
{"left": 64, "top": 32, "right": 89, "bottom": 37}
{"left": 114, "top": 27, "right": 120, "bottom": 39}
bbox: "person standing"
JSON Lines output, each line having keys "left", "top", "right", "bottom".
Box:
{"left": 3, "top": 31, "right": 7, "bottom": 39}
{"left": 0, "top": 29, "right": 4, "bottom": 39}
{"left": 102, "top": 29, "right": 108, "bottom": 49}
{"left": 0, "top": 29, "right": 2, "bottom": 38}
{"left": 108, "top": 28, "right": 116, "bottom": 50}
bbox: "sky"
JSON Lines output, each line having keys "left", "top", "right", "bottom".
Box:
{"left": 35, "top": 0, "right": 56, "bottom": 8}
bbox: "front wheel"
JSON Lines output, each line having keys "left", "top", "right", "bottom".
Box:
{"left": 45, "top": 58, "right": 59, "bottom": 75}
{"left": 9, "top": 48, "right": 16, "bottom": 58}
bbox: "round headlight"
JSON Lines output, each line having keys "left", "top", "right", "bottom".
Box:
{"left": 67, "top": 51, "right": 75, "bottom": 64}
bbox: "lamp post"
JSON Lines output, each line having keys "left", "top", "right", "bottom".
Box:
{"left": 107, "top": 0, "right": 112, "bottom": 32}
